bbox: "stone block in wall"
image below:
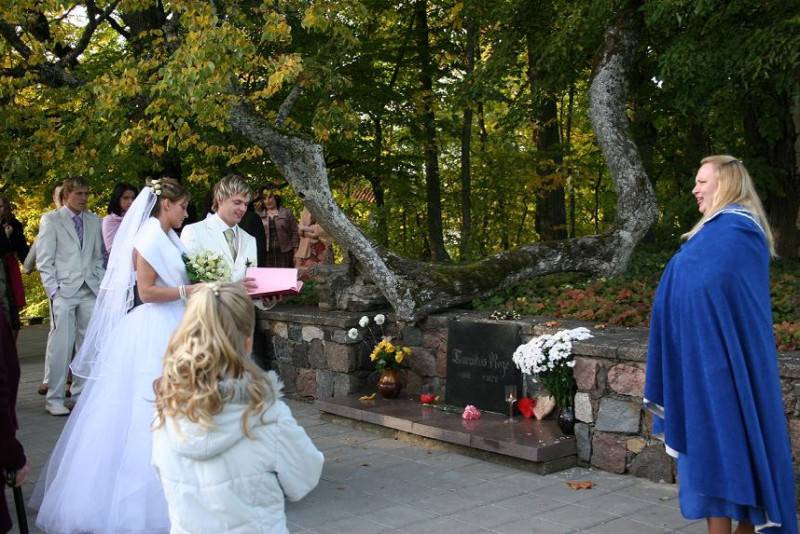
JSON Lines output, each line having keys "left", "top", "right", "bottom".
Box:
{"left": 790, "top": 420, "right": 800, "bottom": 462}
{"left": 574, "top": 358, "right": 600, "bottom": 391}
{"left": 331, "top": 329, "right": 357, "bottom": 344}
{"left": 277, "top": 363, "right": 298, "bottom": 393}
{"left": 626, "top": 437, "right": 646, "bottom": 454}
{"left": 591, "top": 432, "right": 627, "bottom": 473}
{"left": 291, "top": 343, "right": 309, "bottom": 368}
{"left": 575, "top": 423, "right": 592, "bottom": 462}
{"left": 316, "top": 370, "right": 335, "bottom": 399}
{"left": 272, "top": 336, "right": 291, "bottom": 362}
{"left": 608, "top": 364, "right": 645, "bottom": 397}
{"left": 642, "top": 409, "right": 653, "bottom": 438}
{"left": 302, "top": 326, "right": 325, "bottom": 342}
{"left": 288, "top": 324, "right": 302, "bottom": 342}
{"left": 423, "top": 331, "right": 445, "bottom": 350}
{"left": 409, "top": 346, "right": 436, "bottom": 377}
{"left": 271, "top": 321, "right": 288, "bottom": 339}
{"left": 308, "top": 339, "right": 326, "bottom": 369}
{"left": 435, "top": 345, "right": 447, "bottom": 377}
{"left": 333, "top": 372, "right": 360, "bottom": 397}
{"left": 575, "top": 392, "right": 593, "bottom": 423}
{"left": 325, "top": 342, "right": 357, "bottom": 373}
{"left": 793, "top": 384, "right": 800, "bottom": 417}
{"left": 401, "top": 326, "right": 423, "bottom": 346}
{"left": 595, "top": 398, "right": 641, "bottom": 434}
{"left": 627, "top": 443, "right": 675, "bottom": 483}
{"left": 296, "top": 369, "right": 317, "bottom": 398}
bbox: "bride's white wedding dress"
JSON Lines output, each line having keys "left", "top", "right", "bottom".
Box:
{"left": 32, "top": 216, "right": 188, "bottom": 534}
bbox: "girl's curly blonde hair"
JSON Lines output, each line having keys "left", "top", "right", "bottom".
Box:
{"left": 154, "top": 283, "right": 273, "bottom": 438}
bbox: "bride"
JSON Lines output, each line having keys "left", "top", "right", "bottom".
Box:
{"left": 32, "top": 178, "right": 197, "bottom": 533}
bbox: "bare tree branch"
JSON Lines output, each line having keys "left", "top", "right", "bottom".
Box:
{"left": 59, "top": 0, "right": 122, "bottom": 67}
{"left": 0, "top": 18, "right": 32, "bottom": 59}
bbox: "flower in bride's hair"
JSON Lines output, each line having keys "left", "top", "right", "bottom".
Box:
{"left": 151, "top": 179, "right": 163, "bottom": 196}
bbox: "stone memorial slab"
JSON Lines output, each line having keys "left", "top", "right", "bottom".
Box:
{"left": 445, "top": 321, "right": 522, "bottom": 413}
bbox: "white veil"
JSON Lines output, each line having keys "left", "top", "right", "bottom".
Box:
{"left": 71, "top": 186, "right": 158, "bottom": 379}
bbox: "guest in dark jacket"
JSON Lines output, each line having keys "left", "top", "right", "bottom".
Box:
{"left": 0, "top": 194, "right": 30, "bottom": 340}
{"left": 0, "top": 311, "right": 29, "bottom": 533}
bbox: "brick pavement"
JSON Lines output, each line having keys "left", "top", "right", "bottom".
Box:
{"left": 5, "top": 324, "right": 783, "bottom": 533}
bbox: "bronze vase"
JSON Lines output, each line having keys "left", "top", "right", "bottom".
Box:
{"left": 377, "top": 368, "right": 402, "bottom": 399}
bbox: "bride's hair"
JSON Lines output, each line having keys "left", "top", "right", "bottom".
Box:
{"left": 154, "top": 283, "right": 274, "bottom": 437}
{"left": 146, "top": 177, "right": 189, "bottom": 217}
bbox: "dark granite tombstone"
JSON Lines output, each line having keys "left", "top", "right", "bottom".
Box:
{"left": 445, "top": 321, "right": 522, "bottom": 414}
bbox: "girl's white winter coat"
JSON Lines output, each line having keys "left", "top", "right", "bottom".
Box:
{"left": 151, "top": 371, "right": 324, "bottom": 534}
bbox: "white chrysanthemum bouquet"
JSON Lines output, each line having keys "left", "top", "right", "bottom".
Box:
{"left": 512, "top": 327, "right": 593, "bottom": 408}
{"left": 182, "top": 250, "right": 232, "bottom": 283}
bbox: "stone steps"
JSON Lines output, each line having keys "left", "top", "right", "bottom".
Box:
{"left": 317, "top": 395, "right": 577, "bottom": 474}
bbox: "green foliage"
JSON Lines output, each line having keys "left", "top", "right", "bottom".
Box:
{"left": 474, "top": 249, "right": 800, "bottom": 351}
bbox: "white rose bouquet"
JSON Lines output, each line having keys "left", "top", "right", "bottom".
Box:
{"left": 182, "top": 250, "right": 232, "bottom": 283}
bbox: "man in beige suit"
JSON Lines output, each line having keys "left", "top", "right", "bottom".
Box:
{"left": 36, "top": 177, "right": 105, "bottom": 415}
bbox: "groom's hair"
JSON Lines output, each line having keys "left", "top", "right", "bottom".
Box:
{"left": 212, "top": 174, "right": 251, "bottom": 212}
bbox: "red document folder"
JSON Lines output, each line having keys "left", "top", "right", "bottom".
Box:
{"left": 245, "top": 268, "right": 303, "bottom": 297}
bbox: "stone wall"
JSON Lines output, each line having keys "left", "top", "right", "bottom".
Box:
{"left": 259, "top": 306, "right": 800, "bottom": 489}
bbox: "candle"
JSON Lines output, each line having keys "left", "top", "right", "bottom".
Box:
{"left": 420, "top": 393, "right": 436, "bottom": 404}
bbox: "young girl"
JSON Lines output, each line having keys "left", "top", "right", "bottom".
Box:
{"left": 152, "top": 283, "right": 323, "bottom": 534}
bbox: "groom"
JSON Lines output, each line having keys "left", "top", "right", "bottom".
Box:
{"left": 180, "top": 174, "right": 259, "bottom": 282}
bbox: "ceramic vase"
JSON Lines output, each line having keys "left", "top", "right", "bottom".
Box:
{"left": 557, "top": 406, "right": 576, "bottom": 435}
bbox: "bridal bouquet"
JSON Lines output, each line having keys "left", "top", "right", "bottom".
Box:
{"left": 512, "top": 327, "right": 593, "bottom": 408}
{"left": 182, "top": 250, "right": 232, "bottom": 283}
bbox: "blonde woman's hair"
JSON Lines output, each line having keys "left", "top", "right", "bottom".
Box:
{"left": 154, "top": 283, "right": 273, "bottom": 437}
{"left": 212, "top": 174, "right": 251, "bottom": 212}
{"left": 681, "top": 155, "right": 776, "bottom": 256}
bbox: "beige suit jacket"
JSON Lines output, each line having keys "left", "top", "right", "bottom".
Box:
{"left": 36, "top": 207, "right": 105, "bottom": 298}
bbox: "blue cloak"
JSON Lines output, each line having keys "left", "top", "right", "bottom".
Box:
{"left": 644, "top": 207, "right": 797, "bottom": 532}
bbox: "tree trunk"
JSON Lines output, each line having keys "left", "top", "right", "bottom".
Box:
{"left": 744, "top": 96, "right": 800, "bottom": 259}
{"left": 415, "top": 0, "right": 450, "bottom": 262}
{"left": 533, "top": 98, "right": 567, "bottom": 240}
{"left": 370, "top": 114, "right": 389, "bottom": 247}
{"left": 459, "top": 12, "right": 476, "bottom": 262}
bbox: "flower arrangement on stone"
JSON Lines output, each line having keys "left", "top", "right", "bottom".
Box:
{"left": 347, "top": 314, "right": 412, "bottom": 372}
{"left": 182, "top": 250, "right": 232, "bottom": 283}
{"left": 512, "top": 327, "right": 593, "bottom": 409}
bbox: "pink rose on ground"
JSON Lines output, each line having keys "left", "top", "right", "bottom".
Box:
{"left": 462, "top": 405, "right": 482, "bottom": 420}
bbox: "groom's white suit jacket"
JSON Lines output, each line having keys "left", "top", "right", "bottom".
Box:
{"left": 180, "top": 214, "right": 258, "bottom": 283}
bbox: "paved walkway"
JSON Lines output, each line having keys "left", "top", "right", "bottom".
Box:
{"left": 5, "top": 325, "right": 730, "bottom": 533}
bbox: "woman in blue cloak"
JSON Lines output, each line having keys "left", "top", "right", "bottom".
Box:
{"left": 644, "top": 155, "right": 797, "bottom": 534}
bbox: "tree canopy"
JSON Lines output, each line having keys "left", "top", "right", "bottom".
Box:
{"left": 2, "top": 0, "right": 798, "bottom": 321}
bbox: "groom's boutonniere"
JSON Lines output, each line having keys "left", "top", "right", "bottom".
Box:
{"left": 245, "top": 258, "right": 254, "bottom": 268}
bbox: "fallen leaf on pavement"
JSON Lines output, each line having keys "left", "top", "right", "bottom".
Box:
{"left": 566, "top": 480, "right": 594, "bottom": 490}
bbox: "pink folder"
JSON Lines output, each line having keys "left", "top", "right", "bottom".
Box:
{"left": 245, "top": 268, "right": 303, "bottom": 298}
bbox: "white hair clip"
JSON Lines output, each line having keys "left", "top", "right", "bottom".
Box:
{"left": 209, "top": 282, "right": 220, "bottom": 296}
{"left": 151, "top": 179, "right": 163, "bottom": 196}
